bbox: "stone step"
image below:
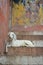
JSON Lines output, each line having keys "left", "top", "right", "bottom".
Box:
{"left": 1, "top": 64, "right": 43, "bottom": 65}
{"left": 7, "top": 47, "right": 43, "bottom": 56}
{"left": 0, "top": 64, "right": 43, "bottom": 65}
{"left": 0, "top": 56, "right": 43, "bottom": 65}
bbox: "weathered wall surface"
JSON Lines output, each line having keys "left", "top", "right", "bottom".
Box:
{"left": 0, "top": 0, "right": 10, "bottom": 54}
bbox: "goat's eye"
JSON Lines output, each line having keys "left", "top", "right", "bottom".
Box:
{"left": 12, "top": 34, "right": 14, "bottom": 38}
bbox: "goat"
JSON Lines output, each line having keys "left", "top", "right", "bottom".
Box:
{"left": 6, "top": 32, "right": 34, "bottom": 52}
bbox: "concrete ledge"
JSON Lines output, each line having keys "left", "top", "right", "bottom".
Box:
{"left": 7, "top": 47, "right": 43, "bottom": 56}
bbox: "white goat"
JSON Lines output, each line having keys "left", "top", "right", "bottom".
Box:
{"left": 6, "top": 32, "right": 34, "bottom": 52}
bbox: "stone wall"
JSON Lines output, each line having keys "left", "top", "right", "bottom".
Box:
{"left": 7, "top": 47, "right": 43, "bottom": 56}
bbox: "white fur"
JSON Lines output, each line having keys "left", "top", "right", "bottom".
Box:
{"left": 8, "top": 32, "right": 17, "bottom": 40}
{"left": 11, "top": 40, "right": 34, "bottom": 47}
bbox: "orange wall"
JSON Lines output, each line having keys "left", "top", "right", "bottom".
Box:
{"left": 0, "top": 0, "right": 10, "bottom": 54}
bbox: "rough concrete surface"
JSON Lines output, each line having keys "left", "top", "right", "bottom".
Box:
{"left": 0, "top": 56, "right": 43, "bottom": 65}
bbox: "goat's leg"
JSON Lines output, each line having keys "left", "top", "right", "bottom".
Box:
{"left": 6, "top": 44, "right": 11, "bottom": 53}
{"left": 6, "top": 44, "right": 8, "bottom": 53}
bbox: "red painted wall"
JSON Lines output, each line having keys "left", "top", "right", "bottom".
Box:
{"left": 0, "top": 0, "right": 10, "bottom": 54}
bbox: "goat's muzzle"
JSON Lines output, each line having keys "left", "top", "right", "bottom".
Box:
{"left": 8, "top": 35, "right": 13, "bottom": 42}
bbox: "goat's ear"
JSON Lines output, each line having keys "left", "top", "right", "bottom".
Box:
{"left": 12, "top": 34, "right": 14, "bottom": 38}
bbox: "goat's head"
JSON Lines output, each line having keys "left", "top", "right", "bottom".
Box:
{"left": 8, "top": 32, "right": 17, "bottom": 41}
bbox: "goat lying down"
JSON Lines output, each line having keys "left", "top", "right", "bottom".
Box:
{"left": 6, "top": 32, "right": 34, "bottom": 52}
